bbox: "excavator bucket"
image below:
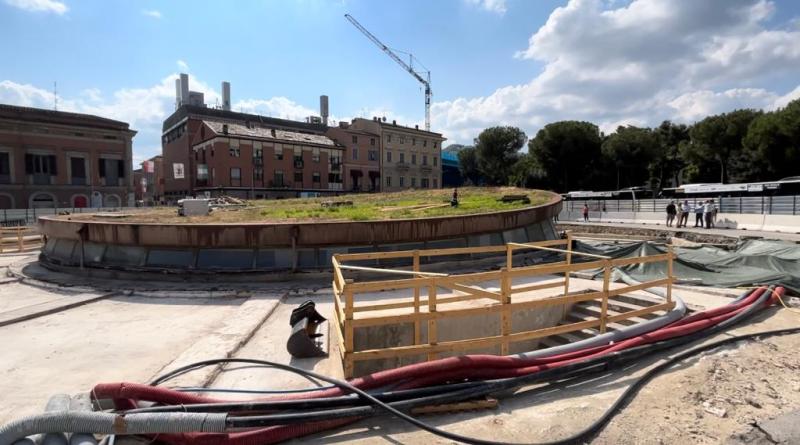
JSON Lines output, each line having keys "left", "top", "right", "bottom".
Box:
{"left": 287, "top": 300, "right": 329, "bottom": 358}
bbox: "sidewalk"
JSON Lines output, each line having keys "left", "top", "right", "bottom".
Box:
{"left": 558, "top": 220, "right": 800, "bottom": 242}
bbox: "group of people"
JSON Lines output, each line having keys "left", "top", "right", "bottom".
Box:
{"left": 666, "top": 199, "right": 717, "bottom": 228}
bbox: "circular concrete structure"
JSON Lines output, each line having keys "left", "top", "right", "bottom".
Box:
{"left": 38, "top": 192, "right": 562, "bottom": 275}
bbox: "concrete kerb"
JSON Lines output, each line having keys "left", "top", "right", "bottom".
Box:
{"left": 147, "top": 292, "right": 287, "bottom": 388}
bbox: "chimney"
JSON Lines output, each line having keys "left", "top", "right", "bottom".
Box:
{"left": 320, "top": 95, "right": 329, "bottom": 125}
{"left": 179, "top": 73, "right": 189, "bottom": 107}
{"left": 392, "top": 120, "right": 396, "bottom": 126}
{"left": 415, "top": 124, "right": 419, "bottom": 130}
{"left": 174, "top": 78, "right": 182, "bottom": 110}
{"left": 221, "top": 81, "right": 231, "bottom": 111}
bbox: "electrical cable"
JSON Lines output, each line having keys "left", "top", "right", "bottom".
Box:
{"left": 173, "top": 386, "right": 337, "bottom": 395}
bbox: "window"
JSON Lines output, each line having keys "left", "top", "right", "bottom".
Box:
{"left": 70, "top": 157, "right": 86, "bottom": 185}
{"left": 399, "top": 136, "right": 406, "bottom": 144}
{"left": 411, "top": 154, "right": 417, "bottom": 165}
{"left": 370, "top": 138, "right": 375, "bottom": 146}
{"left": 368, "top": 150, "right": 377, "bottom": 161}
{"left": 26, "top": 154, "right": 57, "bottom": 175}
{"left": 0, "top": 152, "right": 9, "bottom": 184}
{"left": 254, "top": 167, "right": 264, "bottom": 181}
{"left": 386, "top": 134, "right": 392, "bottom": 143}
{"left": 422, "top": 155, "right": 428, "bottom": 165}
{"left": 313, "top": 148, "right": 320, "bottom": 162}
{"left": 423, "top": 140, "right": 428, "bottom": 147}
{"left": 254, "top": 147, "right": 263, "bottom": 158}
{"left": 197, "top": 164, "right": 209, "bottom": 187}
{"left": 229, "top": 141, "right": 240, "bottom": 157}
{"left": 386, "top": 151, "right": 392, "bottom": 162}
{"left": 97, "top": 158, "right": 124, "bottom": 186}
{"left": 230, "top": 167, "right": 241, "bottom": 187}
{"left": 412, "top": 138, "right": 416, "bottom": 146}
{"left": 433, "top": 142, "right": 437, "bottom": 149}
{"left": 275, "top": 149, "right": 284, "bottom": 160}
{"left": 399, "top": 152, "right": 405, "bottom": 163}
{"left": 421, "top": 178, "right": 429, "bottom": 188}
{"left": 273, "top": 170, "right": 284, "bottom": 187}
{"left": 433, "top": 178, "right": 438, "bottom": 188}
{"left": 352, "top": 148, "right": 358, "bottom": 160}
{"left": 399, "top": 176, "right": 405, "bottom": 187}
{"left": 433, "top": 156, "right": 438, "bottom": 167}
{"left": 352, "top": 135, "right": 358, "bottom": 144}
{"left": 294, "top": 171, "right": 303, "bottom": 183}
{"left": 386, "top": 176, "right": 392, "bottom": 187}
{"left": 312, "top": 172, "right": 321, "bottom": 183}
{"left": 411, "top": 177, "right": 416, "bottom": 188}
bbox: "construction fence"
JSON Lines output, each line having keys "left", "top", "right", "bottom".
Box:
{"left": 564, "top": 195, "right": 800, "bottom": 215}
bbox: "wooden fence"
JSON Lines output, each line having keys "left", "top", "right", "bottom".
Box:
{"left": 0, "top": 226, "right": 43, "bottom": 253}
{"left": 331, "top": 233, "right": 676, "bottom": 378}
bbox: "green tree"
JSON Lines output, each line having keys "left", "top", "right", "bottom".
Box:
{"left": 683, "top": 109, "right": 762, "bottom": 183}
{"left": 457, "top": 146, "right": 481, "bottom": 185}
{"left": 528, "top": 121, "right": 603, "bottom": 192}
{"left": 473, "top": 126, "right": 527, "bottom": 185}
{"left": 743, "top": 99, "right": 800, "bottom": 180}
{"left": 601, "top": 126, "right": 658, "bottom": 189}
{"left": 650, "top": 121, "right": 689, "bottom": 191}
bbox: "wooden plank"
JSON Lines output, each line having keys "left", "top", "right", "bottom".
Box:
{"left": 606, "top": 278, "right": 671, "bottom": 298}
{"left": 607, "top": 301, "right": 675, "bottom": 323}
{"left": 351, "top": 318, "right": 602, "bottom": 361}
{"left": 338, "top": 264, "right": 449, "bottom": 277}
{"left": 667, "top": 245, "right": 674, "bottom": 304}
{"left": 332, "top": 257, "right": 345, "bottom": 291}
{"left": 507, "top": 242, "right": 611, "bottom": 259}
{"left": 338, "top": 245, "right": 507, "bottom": 262}
{"left": 511, "top": 280, "right": 563, "bottom": 294}
{"left": 609, "top": 253, "right": 670, "bottom": 267}
{"left": 413, "top": 251, "right": 421, "bottom": 345}
{"left": 507, "top": 259, "right": 608, "bottom": 278}
{"left": 446, "top": 282, "right": 503, "bottom": 302}
{"left": 350, "top": 290, "right": 606, "bottom": 328}
{"left": 600, "top": 262, "right": 611, "bottom": 333}
{"left": 564, "top": 232, "right": 572, "bottom": 303}
{"left": 427, "top": 282, "right": 438, "bottom": 361}
{"left": 500, "top": 268, "right": 511, "bottom": 355}
{"left": 347, "top": 275, "right": 434, "bottom": 293}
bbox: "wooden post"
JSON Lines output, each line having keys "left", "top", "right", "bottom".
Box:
{"left": 600, "top": 260, "right": 611, "bottom": 333}
{"left": 666, "top": 244, "right": 674, "bottom": 304}
{"left": 413, "top": 250, "right": 421, "bottom": 345}
{"left": 344, "top": 287, "right": 355, "bottom": 378}
{"left": 500, "top": 267, "right": 511, "bottom": 355}
{"left": 427, "top": 280, "right": 437, "bottom": 361}
{"left": 17, "top": 228, "right": 23, "bottom": 252}
{"left": 563, "top": 232, "right": 572, "bottom": 296}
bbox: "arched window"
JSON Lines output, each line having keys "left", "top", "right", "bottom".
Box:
{"left": 30, "top": 192, "right": 56, "bottom": 209}
{"left": 72, "top": 194, "right": 88, "bottom": 208}
{"left": 103, "top": 194, "right": 121, "bottom": 208}
{"left": 0, "top": 193, "right": 14, "bottom": 210}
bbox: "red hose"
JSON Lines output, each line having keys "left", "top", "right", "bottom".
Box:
{"left": 92, "top": 286, "right": 783, "bottom": 444}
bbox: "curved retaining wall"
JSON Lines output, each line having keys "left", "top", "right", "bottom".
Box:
{"left": 38, "top": 193, "right": 562, "bottom": 274}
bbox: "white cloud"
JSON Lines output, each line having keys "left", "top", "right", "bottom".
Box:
{"left": 465, "top": 0, "right": 506, "bottom": 15}
{"left": 4, "top": 0, "right": 67, "bottom": 14}
{"left": 233, "top": 97, "right": 318, "bottom": 121}
{"left": 142, "top": 9, "right": 161, "bottom": 19}
{"left": 176, "top": 60, "right": 189, "bottom": 71}
{"left": 435, "top": 0, "right": 800, "bottom": 143}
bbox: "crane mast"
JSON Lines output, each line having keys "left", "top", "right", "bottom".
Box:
{"left": 345, "top": 14, "right": 431, "bottom": 131}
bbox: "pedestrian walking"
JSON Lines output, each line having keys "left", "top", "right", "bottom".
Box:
{"left": 709, "top": 199, "right": 717, "bottom": 228}
{"left": 666, "top": 201, "right": 676, "bottom": 227}
{"left": 583, "top": 204, "right": 589, "bottom": 222}
{"left": 703, "top": 199, "right": 713, "bottom": 228}
{"left": 679, "top": 200, "right": 690, "bottom": 227}
{"left": 694, "top": 201, "right": 704, "bottom": 228}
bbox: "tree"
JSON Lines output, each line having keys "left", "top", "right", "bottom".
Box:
{"left": 457, "top": 146, "right": 481, "bottom": 185}
{"left": 601, "top": 126, "right": 658, "bottom": 189}
{"left": 650, "top": 121, "right": 689, "bottom": 192}
{"left": 683, "top": 109, "right": 762, "bottom": 183}
{"left": 743, "top": 99, "right": 800, "bottom": 180}
{"left": 528, "top": 121, "right": 603, "bottom": 192}
{"left": 473, "top": 126, "right": 527, "bottom": 186}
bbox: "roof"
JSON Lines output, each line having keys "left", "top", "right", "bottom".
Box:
{"left": 163, "top": 104, "right": 327, "bottom": 134}
{"left": 202, "top": 121, "right": 339, "bottom": 148}
{"left": 0, "top": 103, "right": 133, "bottom": 132}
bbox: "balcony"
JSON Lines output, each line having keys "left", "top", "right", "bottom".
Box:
{"left": 395, "top": 162, "right": 410, "bottom": 171}
{"left": 420, "top": 164, "right": 433, "bottom": 173}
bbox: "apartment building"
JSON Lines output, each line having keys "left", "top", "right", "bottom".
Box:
{"left": 190, "top": 121, "right": 343, "bottom": 198}
{"left": 350, "top": 118, "right": 445, "bottom": 192}
{"left": 0, "top": 104, "right": 136, "bottom": 209}
{"left": 326, "top": 122, "right": 381, "bottom": 192}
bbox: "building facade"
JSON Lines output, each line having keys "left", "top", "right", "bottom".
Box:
{"left": 189, "top": 121, "right": 343, "bottom": 198}
{"left": 0, "top": 104, "right": 136, "bottom": 209}
{"left": 326, "top": 122, "right": 381, "bottom": 192}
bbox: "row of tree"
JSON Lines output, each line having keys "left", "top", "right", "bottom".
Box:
{"left": 453, "top": 98, "right": 800, "bottom": 193}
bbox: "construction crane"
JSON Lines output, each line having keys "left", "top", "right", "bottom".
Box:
{"left": 345, "top": 14, "right": 432, "bottom": 131}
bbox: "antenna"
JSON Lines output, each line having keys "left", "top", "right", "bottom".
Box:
{"left": 53, "top": 81, "right": 58, "bottom": 111}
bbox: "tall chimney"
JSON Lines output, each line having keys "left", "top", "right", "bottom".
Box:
{"left": 175, "top": 78, "right": 182, "bottom": 110}
{"left": 320, "top": 95, "right": 329, "bottom": 125}
{"left": 179, "top": 73, "right": 189, "bottom": 107}
{"left": 221, "top": 81, "right": 231, "bottom": 111}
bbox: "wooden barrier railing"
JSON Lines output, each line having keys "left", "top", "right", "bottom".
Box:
{"left": 0, "top": 226, "right": 43, "bottom": 253}
{"left": 331, "top": 233, "right": 675, "bottom": 378}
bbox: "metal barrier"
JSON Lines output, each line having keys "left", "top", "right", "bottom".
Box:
{"left": 331, "top": 233, "right": 676, "bottom": 378}
{"left": 0, "top": 207, "right": 140, "bottom": 226}
{"left": 565, "top": 195, "right": 800, "bottom": 215}
{"left": 0, "top": 226, "right": 43, "bottom": 253}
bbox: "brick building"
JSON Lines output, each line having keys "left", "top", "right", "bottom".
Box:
{"left": 0, "top": 104, "right": 135, "bottom": 209}
{"left": 190, "top": 121, "right": 343, "bottom": 198}
{"left": 139, "top": 155, "right": 164, "bottom": 205}
{"left": 326, "top": 121, "right": 381, "bottom": 192}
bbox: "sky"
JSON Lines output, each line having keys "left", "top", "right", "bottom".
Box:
{"left": 2, "top": 0, "right": 800, "bottom": 165}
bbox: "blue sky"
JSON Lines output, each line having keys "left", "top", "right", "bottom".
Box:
{"left": 2, "top": 0, "right": 800, "bottom": 164}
